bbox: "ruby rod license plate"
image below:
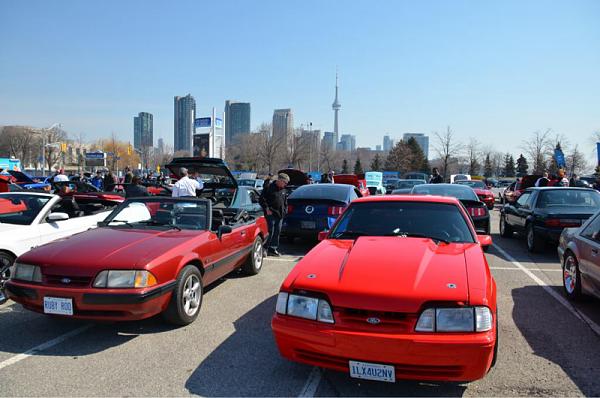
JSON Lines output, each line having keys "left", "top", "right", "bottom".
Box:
{"left": 349, "top": 360, "right": 395, "bottom": 382}
{"left": 43, "top": 297, "right": 74, "bottom": 316}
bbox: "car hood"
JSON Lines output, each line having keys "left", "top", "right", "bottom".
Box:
{"left": 333, "top": 174, "right": 359, "bottom": 187}
{"left": 283, "top": 237, "right": 471, "bottom": 313}
{"left": 278, "top": 169, "right": 308, "bottom": 187}
{"left": 18, "top": 227, "right": 204, "bottom": 276}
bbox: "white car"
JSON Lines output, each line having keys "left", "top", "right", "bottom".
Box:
{"left": 0, "top": 192, "right": 113, "bottom": 275}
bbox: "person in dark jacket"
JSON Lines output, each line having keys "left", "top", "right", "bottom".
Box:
{"left": 259, "top": 173, "right": 290, "bottom": 256}
{"left": 103, "top": 171, "right": 117, "bottom": 192}
{"left": 125, "top": 176, "right": 150, "bottom": 198}
{"left": 429, "top": 168, "right": 443, "bottom": 184}
{"left": 263, "top": 173, "right": 274, "bottom": 191}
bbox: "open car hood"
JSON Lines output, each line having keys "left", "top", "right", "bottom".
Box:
{"left": 166, "top": 157, "right": 238, "bottom": 189}
{"left": 333, "top": 174, "right": 359, "bottom": 187}
{"left": 278, "top": 169, "right": 308, "bottom": 187}
{"left": 7, "top": 170, "right": 35, "bottom": 184}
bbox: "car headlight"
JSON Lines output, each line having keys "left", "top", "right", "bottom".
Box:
{"left": 275, "top": 292, "right": 335, "bottom": 324}
{"left": 93, "top": 270, "right": 157, "bottom": 288}
{"left": 415, "top": 307, "right": 493, "bottom": 332}
{"left": 11, "top": 262, "right": 42, "bottom": 283}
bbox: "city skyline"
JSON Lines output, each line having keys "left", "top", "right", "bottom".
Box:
{"left": 1, "top": 1, "right": 598, "bottom": 163}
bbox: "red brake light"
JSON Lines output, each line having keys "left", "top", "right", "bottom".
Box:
{"left": 468, "top": 207, "right": 487, "bottom": 217}
{"left": 545, "top": 219, "right": 581, "bottom": 228}
{"left": 287, "top": 205, "right": 294, "bottom": 214}
{"left": 328, "top": 206, "right": 345, "bottom": 216}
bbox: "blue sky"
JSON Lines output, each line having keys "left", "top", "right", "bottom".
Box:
{"left": 1, "top": 0, "right": 599, "bottom": 163}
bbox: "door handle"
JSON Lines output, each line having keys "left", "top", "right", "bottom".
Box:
{"left": 592, "top": 249, "right": 598, "bottom": 256}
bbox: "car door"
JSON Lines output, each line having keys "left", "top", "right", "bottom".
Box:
{"left": 37, "top": 202, "right": 104, "bottom": 245}
{"left": 577, "top": 215, "right": 600, "bottom": 294}
{"left": 509, "top": 191, "right": 531, "bottom": 231}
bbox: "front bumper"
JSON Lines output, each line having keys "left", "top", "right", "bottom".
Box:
{"left": 271, "top": 314, "right": 495, "bottom": 382}
{"left": 5, "top": 280, "right": 175, "bottom": 321}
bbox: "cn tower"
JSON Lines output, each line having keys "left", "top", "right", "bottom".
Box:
{"left": 332, "top": 70, "right": 341, "bottom": 148}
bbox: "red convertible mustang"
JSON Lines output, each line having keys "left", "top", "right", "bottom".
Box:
{"left": 272, "top": 195, "right": 497, "bottom": 382}
{"left": 6, "top": 196, "right": 268, "bottom": 325}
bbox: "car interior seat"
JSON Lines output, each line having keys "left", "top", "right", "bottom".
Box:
{"left": 211, "top": 209, "right": 225, "bottom": 230}
{"left": 154, "top": 209, "right": 173, "bottom": 225}
{"left": 174, "top": 207, "right": 207, "bottom": 230}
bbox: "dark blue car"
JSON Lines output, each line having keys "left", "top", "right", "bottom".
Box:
{"left": 282, "top": 183, "right": 362, "bottom": 242}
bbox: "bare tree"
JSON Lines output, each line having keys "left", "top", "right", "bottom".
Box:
{"left": 433, "top": 126, "right": 463, "bottom": 179}
{"left": 465, "top": 138, "right": 481, "bottom": 175}
{"left": 0, "top": 126, "right": 38, "bottom": 166}
{"left": 566, "top": 145, "right": 588, "bottom": 176}
{"left": 522, "top": 129, "right": 553, "bottom": 174}
{"left": 254, "top": 123, "right": 282, "bottom": 174}
{"left": 45, "top": 127, "right": 67, "bottom": 171}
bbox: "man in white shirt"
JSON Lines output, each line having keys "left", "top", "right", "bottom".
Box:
{"left": 54, "top": 169, "right": 69, "bottom": 182}
{"left": 172, "top": 167, "right": 203, "bottom": 197}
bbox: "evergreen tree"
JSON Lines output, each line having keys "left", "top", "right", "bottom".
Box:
{"left": 516, "top": 154, "right": 529, "bottom": 176}
{"left": 341, "top": 159, "right": 349, "bottom": 174}
{"left": 483, "top": 154, "right": 493, "bottom": 178}
{"left": 384, "top": 140, "right": 412, "bottom": 173}
{"left": 353, "top": 157, "right": 364, "bottom": 175}
{"left": 505, "top": 155, "right": 516, "bottom": 177}
{"left": 406, "top": 137, "right": 426, "bottom": 172}
{"left": 370, "top": 153, "right": 383, "bottom": 171}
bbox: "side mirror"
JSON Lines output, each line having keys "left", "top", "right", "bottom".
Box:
{"left": 217, "top": 224, "right": 232, "bottom": 240}
{"left": 47, "top": 212, "right": 69, "bottom": 222}
{"left": 318, "top": 230, "right": 329, "bottom": 241}
{"left": 477, "top": 234, "right": 492, "bottom": 251}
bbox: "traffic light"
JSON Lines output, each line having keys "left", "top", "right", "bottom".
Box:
{"left": 127, "top": 144, "right": 132, "bottom": 155}
{"left": 60, "top": 143, "right": 67, "bottom": 152}
{"left": 156, "top": 165, "right": 161, "bottom": 173}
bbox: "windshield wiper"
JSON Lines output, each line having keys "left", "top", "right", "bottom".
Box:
{"left": 387, "top": 231, "right": 450, "bottom": 245}
{"left": 331, "top": 230, "right": 368, "bottom": 239}
{"left": 107, "top": 219, "right": 134, "bottom": 228}
{"left": 136, "top": 220, "right": 182, "bottom": 231}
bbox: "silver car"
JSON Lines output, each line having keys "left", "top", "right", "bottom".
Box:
{"left": 558, "top": 209, "right": 600, "bottom": 300}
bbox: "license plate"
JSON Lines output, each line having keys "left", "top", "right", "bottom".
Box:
{"left": 300, "top": 221, "right": 316, "bottom": 229}
{"left": 349, "top": 360, "right": 395, "bottom": 383}
{"left": 43, "top": 297, "right": 73, "bottom": 316}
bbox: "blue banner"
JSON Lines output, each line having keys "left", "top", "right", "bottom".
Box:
{"left": 554, "top": 148, "right": 565, "bottom": 168}
{"left": 194, "top": 118, "right": 211, "bottom": 128}
{"left": 215, "top": 118, "right": 223, "bottom": 128}
{"left": 597, "top": 143, "right": 600, "bottom": 166}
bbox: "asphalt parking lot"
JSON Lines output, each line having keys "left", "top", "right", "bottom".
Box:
{"left": 1, "top": 206, "right": 599, "bottom": 397}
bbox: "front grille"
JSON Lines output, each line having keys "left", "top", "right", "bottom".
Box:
{"left": 44, "top": 275, "right": 92, "bottom": 287}
{"left": 335, "top": 308, "right": 417, "bottom": 333}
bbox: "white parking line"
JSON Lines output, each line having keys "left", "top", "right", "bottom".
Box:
{"left": 266, "top": 257, "right": 301, "bottom": 262}
{"left": 493, "top": 244, "right": 600, "bottom": 337}
{"left": 0, "top": 324, "right": 93, "bottom": 370}
{"left": 298, "top": 367, "right": 321, "bottom": 397}
{"left": 489, "top": 266, "right": 561, "bottom": 272}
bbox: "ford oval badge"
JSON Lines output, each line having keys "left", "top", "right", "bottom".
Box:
{"left": 447, "top": 283, "right": 457, "bottom": 289}
{"left": 367, "top": 317, "right": 381, "bottom": 325}
{"left": 305, "top": 206, "right": 314, "bottom": 214}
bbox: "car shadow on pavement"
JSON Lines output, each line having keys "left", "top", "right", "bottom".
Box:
{"left": 489, "top": 232, "right": 559, "bottom": 266}
{"left": 185, "top": 295, "right": 468, "bottom": 397}
{"left": 512, "top": 286, "right": 600, "bottom": 395}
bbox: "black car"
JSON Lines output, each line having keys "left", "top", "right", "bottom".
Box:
{"left": 390, "top": 179, "right": 427, "bottom": 195}
{"left": 500, "top": 187, "right": 600, "bottom": 252}
{"left": 282, "top": 183, "right": 361, "bottom": 242}
{"left": 411, "top": 183, "right": 490, "bottom": 234}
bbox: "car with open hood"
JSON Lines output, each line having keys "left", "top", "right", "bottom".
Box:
{"left": 333, "top": 174, "right": 369, "bottom": 196}
{"left": 278, "top": 168, "right": 309, "bottom": 191}
{"left": 6, "top": 170, "right": 50, "bottom": 190}
{"left": 272, "top": 195, "right": 497, "bottom": 382}
{"left": 6, "top": 196, "right": 268, "bottom": 325}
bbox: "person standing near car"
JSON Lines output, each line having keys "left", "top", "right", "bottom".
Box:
{"left": 103, "top": 170, "right": 117, "bottom": 192}
{"left": 125, "top": 176, "right": 150, "bottom": 198}
{"left": 555, "top": 169, "right": 569, "bottom": 187}
{"left": 535, "top": 172, "right": 550, "bottom": 187}
{"left": 259, "top": 173, "right": 290, "bottom": 257}
{"left": 429, "top": 168, "right": 443, "bottom": 184}
{"left": 263, "top": 173, "right": 274, "bottom": 190}
{"left": 54, "top": 168, "right": 69, "bottom": 182}
{"left": 172, "top": 167, "right": 202, "bottom": 197}
{"left": 91, "top": 171, "right": 103, "bottom": 190}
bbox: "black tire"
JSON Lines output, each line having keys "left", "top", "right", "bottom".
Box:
{"left": 0, "top": 252, "right": 16, "bottom": 305}
{"left": 242, "top": 236, "right": 264, "bottom": 276}
{"left": 526, "top": 223, "right": 544, "bottom": 253}
{"left": 562, "top": 252, "right": 583, "bottom": 300}
{"left": 499, "top": 214, "right": 513, "bottom": 238}
{"left": 163, "top": 265, "right": 203, "bottom": 326}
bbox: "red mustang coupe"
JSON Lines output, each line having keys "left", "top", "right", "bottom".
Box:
{"left": 272, "top": 195, "right": 497, "bottom": 382}
{"left": 454, "top": 180, "right": 495, "bottom": 210}
{"left": 6, "top": 196, "right": 268, "bottom": 325}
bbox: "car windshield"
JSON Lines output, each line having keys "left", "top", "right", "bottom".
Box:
{"left": 0, "top": 194, "right": 51, "bottom": 225}
{"left": 396, "top": 180, "right": 426, "bottom": 189}
{"left": 289, "top": 185, "right": 349, "bottom": 201}
{"left": 330, "top": 201, "right": 475, "bottom": 243}
{"left": 537, "top": 189, "right": 600, "bottom": 208}
{"left": 456, "top": 180, "right": 486, "bottom": 189}
{"left": 104, "top": 197, "right": 209, "bottom": 230}
{"left": 238, "top": 179, "right": 257, "bottom": 187}
{"left": 412, "top": 184, "right": 479, "bottom": 201}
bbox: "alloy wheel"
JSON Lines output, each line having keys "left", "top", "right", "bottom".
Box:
{"left": 254, "top": 240, "right": 263, "bottom": 270}
{"left": 182, "top": 274, "right": 201, "bottom": 316}
{"left": 564, "top": 256, "right": 577, "bottom": 294}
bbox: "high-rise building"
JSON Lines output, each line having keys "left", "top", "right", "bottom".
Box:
{"left": 300, "top": 129, "right": 321, "bottom": 171}
{"left": 272, "top": 108, "right": 293, "bottom": 149}
{"left": 383, "top": 134, "right": 394, "bottom": 152}
{"left": 133, "top": 112, "right": 153, "bottom": 151}
{"left": 322, "top": 132, "right": 336, "bottom": 150}
{"left": 157, "top": 138, "right": 165, "bottom": 154}
{"left": 331, "top": 71, "right": 341, "bottom": 148}
{"left": 403, "top": 133, "right": 429, "bottom": 159}
{"left": 376, "top": 145, "right": 382, "bottom": 151}
{"left": 225, "top": 100, "right": 251, "bottom": 145}
{"left": 337, "top": 134, "right": 356, "bottom": 152}
{"left": 174, "top": 94, "right": 196, "bottom": 153}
